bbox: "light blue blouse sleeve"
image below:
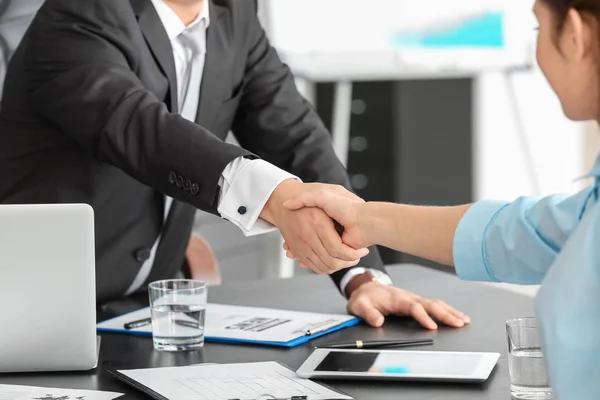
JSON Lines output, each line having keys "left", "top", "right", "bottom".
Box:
{"left": 535, "top": 198, "right": 600, "bottom": 400}
{"left": 453, "top": 187, "right": 594, "bottom": 284}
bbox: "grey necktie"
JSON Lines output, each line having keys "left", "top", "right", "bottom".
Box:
{"left": 177, "top": 28, "right": 204, "bottom": 122}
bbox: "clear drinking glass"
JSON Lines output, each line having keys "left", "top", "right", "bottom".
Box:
{"left": 506, "top": 318, "right": 552, "bottom": 399}
{"left": 149, "top": 279, "right": 207, "bottom": 351}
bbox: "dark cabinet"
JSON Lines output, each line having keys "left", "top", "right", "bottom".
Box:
{"left": 316, "top": 79, "right": 473, "bottom": 268}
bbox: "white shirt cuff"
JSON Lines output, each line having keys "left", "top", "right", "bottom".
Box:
{"left": 339, "top": 267, "right": 367, "bottom": 295}
{"left": 339, "top": 268, "right": 393, "bottom": 298}
{"left": 217, "top": 157, "right": 300, "bottom": 236}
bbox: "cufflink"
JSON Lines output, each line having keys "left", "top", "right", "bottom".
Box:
{"left": 238, "top": 206, "right": 247, "bottom": 215}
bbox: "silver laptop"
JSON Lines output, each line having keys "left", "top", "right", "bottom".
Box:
{"left": 0, "top": 204, "right": 98, "bottom": 372}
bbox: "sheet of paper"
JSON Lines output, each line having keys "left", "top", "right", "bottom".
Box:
{"left": 0, "top": 384, "right": 122, "bottom": 400}
{"left": 97, "top": 304, "right": 357, "bottom": 344}
{"left": 119, "top": 361, "right": 352, "bottom": 400}
{"left": 206, "top": 304, "right": 356, "bottom": 343}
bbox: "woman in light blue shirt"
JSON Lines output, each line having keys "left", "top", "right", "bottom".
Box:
{"left": 283, "top": 0, "right": 600, "bottom": 398}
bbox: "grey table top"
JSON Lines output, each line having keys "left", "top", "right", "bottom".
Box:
{"left": 0, "top": 264, "right": 534, "bottom": 399}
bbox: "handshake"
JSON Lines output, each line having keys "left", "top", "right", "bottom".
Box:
{"left": 259, "top": 179, "right": 370, "bottom": 275}
{"left": 259, "top": 179, "right": 471, "bottom": 331}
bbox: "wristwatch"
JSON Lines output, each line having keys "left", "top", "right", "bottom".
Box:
{"left": 342, "top": 268, "right": 393, "bottom": 298}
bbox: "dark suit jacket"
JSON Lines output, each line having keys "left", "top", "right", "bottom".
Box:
{"left": 0, "top": 0, "right": 385, "bottom": 302}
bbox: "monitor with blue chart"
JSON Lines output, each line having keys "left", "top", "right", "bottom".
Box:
{"left": 260, "top": 0, "right": 536, "bottom": 80}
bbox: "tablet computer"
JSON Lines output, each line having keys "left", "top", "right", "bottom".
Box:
{"left": 297, "top": 348, "right": 500, "bottom": 383}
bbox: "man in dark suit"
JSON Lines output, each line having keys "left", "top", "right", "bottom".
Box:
{"left": 0, "top": 0, "right": 470, "bottom": 329}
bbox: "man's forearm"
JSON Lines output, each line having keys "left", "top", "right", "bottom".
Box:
{"left": 359, "top": 202, "right": 472, "bottom": 266}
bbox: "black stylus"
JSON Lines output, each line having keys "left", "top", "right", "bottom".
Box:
{"left": 322, "top": 339, "right": 434, "bottom": 349}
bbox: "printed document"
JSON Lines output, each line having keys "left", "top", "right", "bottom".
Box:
{"left": 118, "top": 361, "right": 352, "bottom": 400}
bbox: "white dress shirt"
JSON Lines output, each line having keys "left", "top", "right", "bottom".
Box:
{"left": 126, "top": 0, "right": 376, "bottom": 296}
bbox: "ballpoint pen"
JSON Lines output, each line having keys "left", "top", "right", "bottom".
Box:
{"left": 124, "top": 318, "right": 199, "bottom": 330}
{"left": 321, "top": 339, "right": 434, "bottom": 349}
{"left": 123, "top": 317, "right": 151, "bottom": 330}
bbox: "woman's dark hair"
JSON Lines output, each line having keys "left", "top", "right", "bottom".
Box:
{"left": 542, "top": 0, "right": 600, "bottom": 30}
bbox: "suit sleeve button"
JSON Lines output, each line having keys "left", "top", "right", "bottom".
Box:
{"left": 183, "top": 179, "right": 191, "bottom": 190}
{"left": 134, "top": 248, "right": 151, "bottom": 263}
{"left": 168, "top": 172, "right": 177, "bottom": 184}
{"left": 190, "top": 183, "right": 200, "bottom": 195}
{"left": 176, "top": 175, "right": 184, "bottom": 188}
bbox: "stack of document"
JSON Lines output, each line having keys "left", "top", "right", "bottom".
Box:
{"left": 97, "top": 304, "right": 360, "bottom": 347}
{"left": 0, "top": 384, "right": 122, "bottom": 400}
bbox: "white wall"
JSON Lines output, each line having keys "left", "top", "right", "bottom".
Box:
{"left": 474, "top": 62, "right": 589, "bottom": 201}
{"left": 474, "top": 0, "right": 593, "bottom": 201}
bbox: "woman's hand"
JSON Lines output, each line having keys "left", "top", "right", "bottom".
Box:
{"left": 283, "top": 189, "right": 370, "bottom": 250}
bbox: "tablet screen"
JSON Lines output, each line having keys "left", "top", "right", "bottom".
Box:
{"left": 315, "top": 351, "right": 482, "bottom": 375}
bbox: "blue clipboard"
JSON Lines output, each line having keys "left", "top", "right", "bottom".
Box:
{"left": 97, "top": 306, "right": 361, "bottom": 348}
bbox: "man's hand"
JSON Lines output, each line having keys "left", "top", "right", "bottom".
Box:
{"left": 260, "top": 180, "right": 369, "bottom": 274}
{"left": 348, "top": 281, "right": 471, "bottom": 329}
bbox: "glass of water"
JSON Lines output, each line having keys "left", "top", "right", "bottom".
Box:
{"left": 149, "top": 279, "right": 207, "bottom": 352}
{"left": 506, "top": 318, "right": 552, "bottom": 399}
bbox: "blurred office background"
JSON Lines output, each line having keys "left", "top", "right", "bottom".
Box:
{"left": 198, "top": 0, "right": 598, "bottom": 281}
{"left": 1, "top": 0, "right": 598, "bottom": 284}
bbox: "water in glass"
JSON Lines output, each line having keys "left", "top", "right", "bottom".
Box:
{"left": 151, "top": 304, "right": 206, "bottom": 351}
{"left": 508, "top": 348, "right": 552, "bottom": 398}
{"left": 506, "top": 318, "right": 552, "bottom": 399}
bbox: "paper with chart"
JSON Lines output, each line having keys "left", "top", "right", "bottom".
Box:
{"left": 97, "top": 303, "right": 358, "bottom": 344}
{"left": 206, "top": 304, "right": 356, "bottom": 343}
{"left": 118, "top": 361, "right": 352, "bottom": 400}
{"left": 0, "top": 384, "right": 122, "bottom": 400}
